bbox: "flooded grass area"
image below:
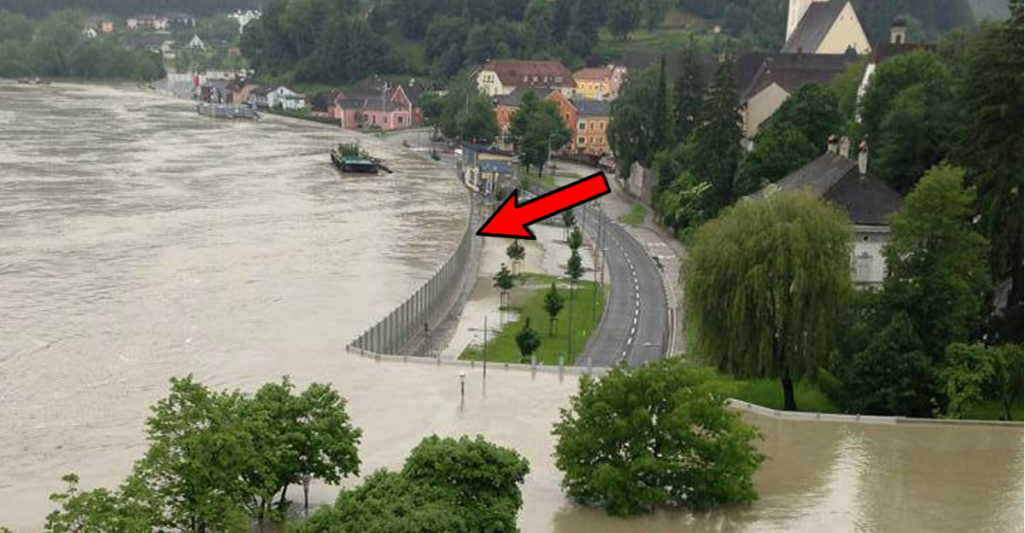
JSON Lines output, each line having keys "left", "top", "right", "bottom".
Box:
{"left": 460, "top": 274, "right": 606, "bottom": 365}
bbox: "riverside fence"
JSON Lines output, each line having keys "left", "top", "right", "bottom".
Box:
{"left": 346, "top": 193, "right": 482, "bottom": 356}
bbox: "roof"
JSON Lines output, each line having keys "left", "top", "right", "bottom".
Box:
{"left": 310, "top": 91, "right": 341, "bottom": 112}
{"left": 742, "top": 52, "right": 857, "bottom": 100}
{"left": 480, "top": 60, "right": 575, "bottom": 88}
{"left": 870, "top": 42, "right": 937, "bottom": 64}
{"left": 782, "top": 0, "right": 848, "bottom": 53}
{"left": 495, "top": 86, "right": 550, "bottom": 107}
{"left": 571, "top": 96, "right": 610, "bottom": 117}
{"left": 737, "top": 52, "right": 769, "bottom": 93}
{"left": 758, "top": 152, "right": 901, "bottom": 225}
{"left": 479, "top": 160, "right": 514, "bottom": 174}
{"left": 573, "top": 67, "right": 611, "bottom": 81}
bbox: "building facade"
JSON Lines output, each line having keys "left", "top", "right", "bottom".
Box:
{"left": 476, "top": 59, "right": 576, "bottom": 98}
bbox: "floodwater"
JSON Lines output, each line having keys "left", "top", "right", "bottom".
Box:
{"left": 1, "top": 83, "right": 1022, "bottom": 532}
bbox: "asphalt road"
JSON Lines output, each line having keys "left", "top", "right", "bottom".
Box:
{"left": 576, "top": 203, "right": 670, "bottom": 366}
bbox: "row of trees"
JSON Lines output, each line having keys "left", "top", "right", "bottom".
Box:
{"left": 9, "top": 361, "right": 770, "bottom": 530}
{"left": 240, "top": 0, "right": 401, "bottom": 86}
{"left": 38, "top": 376, "right": 531, "bottom": 532}
{"left": 0, "top": 10, "right": 165, "bottom": 80}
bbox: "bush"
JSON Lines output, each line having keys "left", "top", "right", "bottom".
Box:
{"left": 552, "top": 359, "right": 764, "bottom": 515}
{"left": 298, "top": 435, "right": 529, "bottom": 533}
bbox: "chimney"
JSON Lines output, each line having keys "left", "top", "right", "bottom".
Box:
{"left": 839, "top": 135, "right": 851, "bottom": 158}
{"left": 858, "top": 141, "right": 868, "bottom": 175}
{"left": 890, "top": 18, "right": 907, "bottom": 44}
{"left": 827, "top": 134, "right": 838, "bottom": 154}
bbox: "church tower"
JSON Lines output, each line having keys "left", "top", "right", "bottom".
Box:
{"left": 786, "top": 0, "right": 828, "bottom": 41}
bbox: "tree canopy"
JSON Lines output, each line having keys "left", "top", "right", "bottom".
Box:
{"left": 685, "top": 191, "right": 852, "bottom": 410}
{"left": 553, "top": 359, "right": 764, "bottom": 515}
{"left": 297, "top": 435, "right": 530, "bottom": 533}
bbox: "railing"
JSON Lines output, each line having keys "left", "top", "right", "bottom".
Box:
{"left": 346, "top": 192, "right": 481, "bottom": 356}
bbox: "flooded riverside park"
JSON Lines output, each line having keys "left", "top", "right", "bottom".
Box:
{"left": 1, "top": 83, "right": 1021, "bottom": 532}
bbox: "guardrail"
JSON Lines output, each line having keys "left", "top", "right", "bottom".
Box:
{"left": 346, "top": 191, "right": 481, "bottom": 355}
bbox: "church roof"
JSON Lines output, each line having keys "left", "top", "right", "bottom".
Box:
{"left": 757, "top": 152, "right": 902, "bottom": 226}
{"left": 782, "top": 0, "right": 848, "bottom": 53}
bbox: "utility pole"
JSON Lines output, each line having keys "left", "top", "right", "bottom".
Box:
{"left": 482, "top": 315, "right": 488, "bottom": 385}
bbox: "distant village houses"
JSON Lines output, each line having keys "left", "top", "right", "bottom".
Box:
{"left": 476, "top": 59, "right": 576, "bottom": 98}
{"left": 126, "top": 14, "right": 169, "bottom": 31}
{"left": 572, "top": 66, "right": 626, "bottom": 100}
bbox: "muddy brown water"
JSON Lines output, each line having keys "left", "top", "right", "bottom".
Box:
{"left": 1, "top": 83, "right": 1021, "bottom": 532}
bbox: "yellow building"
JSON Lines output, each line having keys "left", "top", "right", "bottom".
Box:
{"left": 570, "top": 97, "right": 611, "bottom": 156}
{"left": 572, "top": 66, "right": 626, "bottom": 100}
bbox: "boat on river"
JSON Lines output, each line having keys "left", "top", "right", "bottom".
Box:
{"left": 196, "top": 102, "right": 259, "bottom": 120}
{"left": 330, "top": 143, "right": 392, "bottom": 174}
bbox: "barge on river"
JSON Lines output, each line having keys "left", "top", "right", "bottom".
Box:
{"left": 330, "top": 143, "right": 392, "bottom": 174}
{"left": 196, "top": 102, "right": 259, "bottom": 120}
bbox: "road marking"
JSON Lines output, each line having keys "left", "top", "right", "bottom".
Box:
{"left": 627, "top": 337, "right": 633, "bottom": 345}
{"left": 634, "top": 308, "right": 639, "bottom": 316}
{"left": 630, "top": 326, "right": 635, "bottom": 335}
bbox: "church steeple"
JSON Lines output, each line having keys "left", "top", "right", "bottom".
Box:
{"left": 786, "top": 0, "right": 827, "bottom": 41}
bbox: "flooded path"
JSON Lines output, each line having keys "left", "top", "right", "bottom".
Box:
{"left": 0, "top": 83, "right": 1021, "bottom": 532}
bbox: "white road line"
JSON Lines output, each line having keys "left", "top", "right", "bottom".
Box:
{"left": 630, "top": 326, "right": 636, "bottom": 335}
{"left": 627, "top": 337, "right": 633, "bottom": 345}
{"left": 634, "top": 308, "right": 639, "bottom": 316}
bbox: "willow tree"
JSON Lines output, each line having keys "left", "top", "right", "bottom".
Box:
{"left": 684, "top": 191, "right": 852, "bottom": 410}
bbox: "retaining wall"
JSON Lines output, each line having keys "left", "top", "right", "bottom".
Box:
{"left": 346, "top": 192, "right": 482, "bottom": 355}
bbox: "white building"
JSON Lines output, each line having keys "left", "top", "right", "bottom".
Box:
{"left": 475, "top": 59, "right": 576, "bottom": 98}
{"left": 267, "top": 86, "right": 305, "bottom": 111}
{"left": 783, "top": 0, "right": 871, "bottom": 54}
{"left": 754, "top": 140, "right": 902, "bottom": 287}
{"left": 186, "top": 34, "right": 206, "bottom": 50}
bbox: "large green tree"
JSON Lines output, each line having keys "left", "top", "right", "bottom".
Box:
{"left": 608, "top": 66, "right": 669, "bottom": 173}
{"left": 951, "top": 20, "right": 1024, "bottom": 333}
{"left": 683, "top": 56, "right": 743, "bottom": 213}
{"left": 858, "top": 50, "right": 953, "bottom": 191}
{"left": 881, "top": 165, "right": 991, "bottom": 359}
{"left": 508, "top": 91, "right": 571, "bottom": 174}
{"left": 672, "top": 40, "right": 708, "bottom": 142}
{"left": 553, "top": 359, "right": 764, "bottom": 515}
{"left": 297, "top": 435, "right": 529, "bottom": 533}
{"left": 685, "top": 191, "right": 852, "bottom": 410}
{"left": 607, "top": 0, "right": 641, "bottom": 40}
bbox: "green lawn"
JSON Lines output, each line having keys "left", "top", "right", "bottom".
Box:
{"left": 516, "top": 167, "right": 557, "bottom": 189}
{"left": 727, "top": 378, "right": 839, "bottom": 413}
{"left": 461, "top": 275, "right": 606, "bottom": 365}
{"left": 963, "top": 398, "right": 1024, "bottom": 421}
{"left": 619, "top": 202, "right": 648, "bottom": 227}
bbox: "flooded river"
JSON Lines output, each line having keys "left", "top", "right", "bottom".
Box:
{"left": 1, "top": 83, "right": 1021, "bottom": 532}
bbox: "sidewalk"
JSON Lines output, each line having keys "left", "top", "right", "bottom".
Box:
{"left": 441, "top": 224, "right": 598, "bottom": 359}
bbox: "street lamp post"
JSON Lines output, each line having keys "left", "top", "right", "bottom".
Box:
{"left": 459, "top": 371, "right": 466, "bottom": 403}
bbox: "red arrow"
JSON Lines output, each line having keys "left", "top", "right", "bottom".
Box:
{"left": 476, "top": 172, "right": 611, "bottom": 239}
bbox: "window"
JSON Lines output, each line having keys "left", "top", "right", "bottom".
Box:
{"left": 397, "top": 115, "right": 403, "bottom": 124}
{"left": 855, "top": 253, "right": 872, "bottom": 282}
{"left": 578, "top": 121, "right": 586, "bottom": 130}
{"left": 578, "top": 137, "right": 586, "bottom": 145}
